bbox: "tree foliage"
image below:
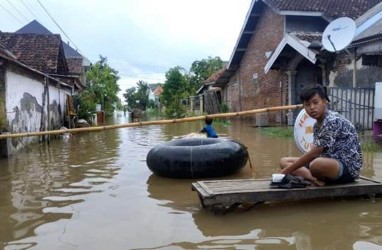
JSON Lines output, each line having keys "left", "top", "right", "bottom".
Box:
{"left": 119, "top": 56, "right": 223, "bottom": 119}
{"left": 123, "top": 80, "right": 149, "bottom": 111}
{"left": 189, "top": 56, "right": 223, "bottom": 92}
{"left": 78, "top": 56, "right": 120, "bottom": 120}
{"left": 161, "top": 66, "right": 189, "bottom": 118}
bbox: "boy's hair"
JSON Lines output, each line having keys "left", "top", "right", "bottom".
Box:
{"left": 205, "top": 117, "right": 213, "bottom": 125}
{"left": 300, "top": 84, "right": 330, "bottom": 102}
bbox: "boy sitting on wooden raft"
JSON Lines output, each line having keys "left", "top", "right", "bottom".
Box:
{"left": 280, "top": 84, "right": 362, "bottom": 186}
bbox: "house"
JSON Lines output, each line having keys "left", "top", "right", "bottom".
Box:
{"left": 196, "top": 63, "right": 227, "bottom": 114}
{"left": 352, "top": 2, "right": 382, "bottom": 68}
{"left": 0, "top": 44, "right": 73, "bottom": 157}
{"left": 0, "top": 32, "right": 85, "bottom": 94}
{"left": 0, "top": 32, "right": 69, "bottom": 75}
{"left": 147, "top": 83, "right": 163, "bottom": 108}
{"left": 347, "top": 2, "right": 382, "bottom": 130}
{"left": 213, "top": 0, "right": 382, "bottom": 126}
{"left": 15, "top": 20, "right": 91, "bottom": 86}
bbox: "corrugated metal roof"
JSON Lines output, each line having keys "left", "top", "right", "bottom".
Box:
{"left": 353, "top": 2, "right": 382, "bottom": 42}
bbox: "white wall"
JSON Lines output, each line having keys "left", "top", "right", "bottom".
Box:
{"left": 148, "top": 90, "right": 155, "bottom": 101}
{"left": 5, "top": 69, "right": 71, "bottom": 153}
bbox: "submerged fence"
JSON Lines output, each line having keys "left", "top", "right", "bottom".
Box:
{"left": 327, "top": 87, "right": 375, "bottom": 131}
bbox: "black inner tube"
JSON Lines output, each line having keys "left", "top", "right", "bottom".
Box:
{"left": 146, "top": 138, "right": 248, "bottom": 178}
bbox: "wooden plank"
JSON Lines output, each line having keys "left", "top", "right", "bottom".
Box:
{"left": 192, "top": 176, "right": 382, "bottom": 206}
{"left": 197, "top": 181, "right": 215, "bottom": 195}
{"left": 191, "top": 182, "right": 209, "bottom": 197}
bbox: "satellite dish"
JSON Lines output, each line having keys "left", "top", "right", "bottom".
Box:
{"left": 322, "top": 17, "right": 356, "bottom": 52}
{"left": 294, "top": 109, "right": 316, "bottom": 153}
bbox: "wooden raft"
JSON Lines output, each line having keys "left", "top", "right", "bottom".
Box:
{"left": 192, "top": 176, "right": 382, "bottom": 212}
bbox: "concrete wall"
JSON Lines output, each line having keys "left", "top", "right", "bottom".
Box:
{"left": 4, "top": 66, "right": 70, "bottom": 155}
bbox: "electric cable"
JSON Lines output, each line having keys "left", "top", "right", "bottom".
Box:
{"left": 6, "top": 0, "right": 29, "bottom": 22}
{"left": 0, "top": 2, "right": 23, "bottom": 24}
{"left": 35, "top": 0, "right": 82, "bottom": 54}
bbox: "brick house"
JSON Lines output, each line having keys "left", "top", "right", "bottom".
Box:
{"left": 213, "top": 0, "right": 382, "bottom": 125}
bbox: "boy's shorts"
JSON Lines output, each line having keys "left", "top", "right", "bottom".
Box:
{"left": 326, "top": 160, "right": 355, "bottom": 185}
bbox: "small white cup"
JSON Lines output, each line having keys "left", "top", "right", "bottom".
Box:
{"left": 272, "top": 173, "right": 285, "bottom": 183}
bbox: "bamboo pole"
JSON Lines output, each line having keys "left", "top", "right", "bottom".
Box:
{"left": 0, "top": 104, "right": 302, "bottom": 139}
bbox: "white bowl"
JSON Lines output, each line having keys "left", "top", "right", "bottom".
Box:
{"left": 272, "top": 173, "right": 285, "bottom": 183}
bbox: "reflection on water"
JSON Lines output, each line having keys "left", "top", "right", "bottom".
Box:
{"left": 0, "top": 112, "right": 381, "bottom": 249}
{"left": 190, "top": 199, "right": 382, "bottom": 249}
{"left": 146, "top": 174, "right": 197, "bottom": 213}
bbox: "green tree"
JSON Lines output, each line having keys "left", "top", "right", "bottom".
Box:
{"left": 123, "top": 80, "right": 149, "bottom": 110}
{"left": 189, "top": 56, "right": 223, "bottom": 92}
{"left": 78, "top": 56, "right": 120, "bottom": 120}
{"left": 161, "top": 67, "right": 189, "bottom": 118}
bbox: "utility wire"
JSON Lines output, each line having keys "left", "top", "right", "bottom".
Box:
{"left": 19, "top": 0, "right": 38, "bottom": 20}
{"left": 0, "top": 2, "right": 23, "bottom": 24}
{"left": 35, "top": 0, "right": 82, "bottom": 54}
{"left": 6, "top": 0, "right": 29, "bottom": 22}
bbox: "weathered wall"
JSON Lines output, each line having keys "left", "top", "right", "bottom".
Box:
{"left": 5, "top": 66, "right": 70, "bottom": 155}
{"left": 223, "top": 6, "right": 288, "bottom": 123}
{"left": 328, "top": 51, "right": 382, "bottom": 88}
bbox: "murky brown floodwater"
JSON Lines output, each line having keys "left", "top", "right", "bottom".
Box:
{"left": 1, "top": 112, "right": 382, "bottom": 250}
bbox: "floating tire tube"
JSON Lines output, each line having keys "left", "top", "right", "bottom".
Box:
{"left": 146, "top": 138, "right": 249, "bottom": 178}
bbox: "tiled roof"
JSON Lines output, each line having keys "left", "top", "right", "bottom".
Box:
{"left": 66, "top": 57, "right": 83, "bottom": 75}
{"left": 290, "top": 31, "right": 322, "bottom": 43}
{"left": 148, "top": 83, "right": 160, "bottom": 91}
{"left": 203, "top": 62, "right": 229, "bottom": 85}
{"left": 264, "top": 0, "right": 382, "bottom": 19}
{"left": 0, "top": 33, "right": 68, "bottom": 75}
{"left": 0, "top": 45, "right": 72, "bottom": 90}
{"left": 204, "top": 67, "right": 227, "bottom": 85}
{"left": 0, "top": 42, "right": 17, "bottom": 60}
{"left": 16, "top": 20, "right": 83, "bottom": 58}
{"left": 153, "top": 85, "right": 163, "bottom": 96}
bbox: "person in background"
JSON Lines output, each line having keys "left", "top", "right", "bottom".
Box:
{"left": 280, "top": 84, "right": 362, "bottom": 186}
{"left": 200, "top": 117, "right": 218, "bottom": 138}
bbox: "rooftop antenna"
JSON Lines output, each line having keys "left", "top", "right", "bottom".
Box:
{"left": 322, "top": 17, "right": 356, "bottom": 53}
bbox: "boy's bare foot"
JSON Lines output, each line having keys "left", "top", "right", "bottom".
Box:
{"left": 312, "top": 178, "right": 325, "bottom": 187}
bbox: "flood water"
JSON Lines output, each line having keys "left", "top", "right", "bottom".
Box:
{"left": 1, "top": 112, "right": 382, "bottom": 249}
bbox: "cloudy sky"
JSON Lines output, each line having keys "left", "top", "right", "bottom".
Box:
{"left": 0, "top": 0, "right": 252, "bottom": 100}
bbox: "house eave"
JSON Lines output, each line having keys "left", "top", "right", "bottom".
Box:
{"left": 1, "top": 54, "right": 72, "bottom": 89}
{"left": 264, "top": 33, "right": 317, "bottom": 74}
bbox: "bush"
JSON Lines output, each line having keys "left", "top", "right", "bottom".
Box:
{"left": 0, "top": 98, "right": 8, "bottom": 132}
{"left": 220, "top": 102, "right": 229, "bottom": 113}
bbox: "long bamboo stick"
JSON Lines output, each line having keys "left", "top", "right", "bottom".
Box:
{"left": 0, "top": 104, "right": 302, "bottom": 139}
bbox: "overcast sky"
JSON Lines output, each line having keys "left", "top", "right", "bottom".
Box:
{"left": 0, "top": 0, "right": 252, "bottom": 99}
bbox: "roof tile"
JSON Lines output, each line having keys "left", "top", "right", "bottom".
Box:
{"left": 265, "top": 0, "right": 382, "bottom": 19}
{"left": 0, "top": 33, "right": 68, "bottom": 75}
